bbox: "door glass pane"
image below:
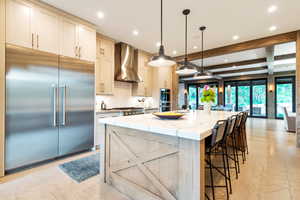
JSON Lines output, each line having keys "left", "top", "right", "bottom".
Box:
{"left": 252, "top": 85, "right": 266, "bottom": 117}
{"left": 276, "top": 83, "right": 293, "bottom": 118}
{"left": 198, "top": 87, "right": 204, "bottom": 106}
{"left": 238, "top": 86, "right": 250, "bottom": 112}
{"left": 188, "top": 86, "right": 197, "bottom": 110}
{"left": 225, "top": 86, "right": 236, "bottom": 111}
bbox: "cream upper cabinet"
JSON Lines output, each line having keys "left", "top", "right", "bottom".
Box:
{"left": 6, "top": 0, "right": 32, "bottom": 48}
{"left": 132, "top": 51, "right": 153, "bottom": 97}
{"left": 60, "top": 17, "right": 78, "bottom": 58}
{"left": 32, "top": 7, "right": 60, "bottom": 54}
{"left": 78, "top": 25, "right": 96, "bottom": 62}
{"left": 95, "top": 36, "right": 114, "bottom": 95}
{"left": 5, "top": 0, "right": 96, "bottom": 60}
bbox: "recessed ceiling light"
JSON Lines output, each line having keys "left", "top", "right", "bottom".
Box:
{"left": 156, "top": 42, "right": 161, "bottom": 47}
{"left": 193, "top": 46, "right": 198, "bottom": 49}
{"left": 172, "top": 50, "right": 177, "bottom": 55}
{"left": 268, "top": 5, "right": 278, "bottom": 13}
{"left": 233, "top": 35, "right": 239, "bottom": 40}
{"left": 132, "top": 30, "right": 139, "bottom": 36}
{"left": 269, "top": 25, "right": 277, "bottom": 32}
{"left": 97, "top": 11, "right": 105, "bottom": 19}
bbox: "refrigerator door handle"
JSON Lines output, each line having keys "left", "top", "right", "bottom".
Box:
{"left": 62, "top": 85, "right": 67, "bottom": 126}
{"left": 53, "top": 85, "right": 58, "bottom": 127}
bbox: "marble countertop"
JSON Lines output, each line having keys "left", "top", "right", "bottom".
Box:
{"left": 99, "top": 110, "right": 238, "bottom": 141}
{"left": 96, "top": 108, "right": 159, "bottom": 115}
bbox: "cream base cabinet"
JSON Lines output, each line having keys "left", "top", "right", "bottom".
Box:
{"left": 60, "top": 17, "right": 78, "bottom": 58}
{"left": 95, "top": 35, "right": 114, "bottom": 95}
{"left": 78, "top": 25, "right": 96, "bottom": 62}
{"left": 6, "top": 0, "right": 32, "bottom": 48}
{"left": 132, "top": 51, "right": 153, "bottom": 97}
{"left": 32, "top": 7, "right": 60, "bottom": 54}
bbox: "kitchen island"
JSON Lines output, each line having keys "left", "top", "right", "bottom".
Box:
{"left": 99, "top": 110, "right": 237, "bottom": 200}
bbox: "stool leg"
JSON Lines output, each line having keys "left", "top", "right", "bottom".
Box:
{"left": 225, "top": 145, "right": 232, "bottom": 194}
{"left": 208, "top": 152, "right": 215, "bottom": 200}
{"left": 222, "top": 148, "right": 230, "bottom": 199}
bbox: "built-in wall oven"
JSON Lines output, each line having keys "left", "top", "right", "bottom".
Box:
{"left": 160, "top": 88, "right": 171, "bottom": 112}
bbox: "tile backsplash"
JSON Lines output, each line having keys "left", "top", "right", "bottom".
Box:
{"left": 96, "top": 81, "right": 155, "bottom": 109}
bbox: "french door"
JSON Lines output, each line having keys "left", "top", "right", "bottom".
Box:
{"left": 275, "top": 77, "right": 295, "bottom": 119}
{"left": 225, "top": 79, "right": 267, "bottom": 118}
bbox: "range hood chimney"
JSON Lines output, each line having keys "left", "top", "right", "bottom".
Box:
{"left": 115, "top": 42, "right": 141, "bottom": 83}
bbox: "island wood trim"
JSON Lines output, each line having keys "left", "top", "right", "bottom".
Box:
{"left": 0, "top": 0, "right": 5, "bottom": 177}
{"left": 109, "top": 128, "right": 177, "bottom": 200}
{"left": 102, "top": 125, "right": 206, "bottom": 200}
{"left": 296, "top": 31, "right": 300, "bottom": 148}
{"left": 174, "top": 31, "right": 298, "bottom": 62}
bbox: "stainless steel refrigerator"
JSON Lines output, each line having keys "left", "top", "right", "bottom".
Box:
{"left": 5, "top": 44, "right": 95, "bottom": 170}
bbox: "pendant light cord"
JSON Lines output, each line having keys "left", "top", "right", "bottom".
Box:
{"left": 185, "top": 14, "right": 188, "bottom": 62}
{"left": 201, "top": 28, "right": 204, "bottom": 73}
{"left": 160, "top": 0, "right": 163, "bottom": 46}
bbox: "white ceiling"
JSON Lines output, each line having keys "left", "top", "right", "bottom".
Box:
{"left": 41, "top": 0, "right": 300, "bottom": 56}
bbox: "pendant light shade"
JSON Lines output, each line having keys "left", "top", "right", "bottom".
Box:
{"left": 148, "top": 45, "right": 176, "bottom": 67}
{"left": 148, "top": 0, "right": 176, "bottom": 67}
{"left": 176, "top": 9, "right": 198, "bottom": 75}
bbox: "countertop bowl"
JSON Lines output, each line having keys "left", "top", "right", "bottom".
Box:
{"left": 153, "top": 112, "right": 184, "bottom": 119}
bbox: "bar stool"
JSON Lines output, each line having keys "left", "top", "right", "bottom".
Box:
{"left": 240, "top": 112, "right": 249, "bottom": 155}
{"left": 205, "top": 120, "right": 229, "bottom": 200}
{"left": 235, "top": 112, "right": 248, "bottom": 164}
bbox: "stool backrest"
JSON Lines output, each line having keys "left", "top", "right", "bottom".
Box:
{"left": 226, "top": 115, "right": 237, "bottom": 137}
{"left": 241, "top": 112, "right": 248, "bottom": 124}
{"left": 210, "top": 120, "right": 228, "bottom": 147}
{"left": 236, "top": 112, "right": 244, "bottom": 128}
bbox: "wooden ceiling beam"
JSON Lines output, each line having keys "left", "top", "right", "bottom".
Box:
{"left": 213, "top": 66, "right": 268, "bottom": 75}
{"left": 205, "top": 58, "right": 266, "bottom": 71}
{"left": 174, "top": 31, "right": 298, "bottom": 62}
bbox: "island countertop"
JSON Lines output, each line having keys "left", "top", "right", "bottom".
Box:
{"left": 99, "top": 110, "right": 238, "bottom": 141}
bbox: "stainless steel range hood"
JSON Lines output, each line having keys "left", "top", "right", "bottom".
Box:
{"left": 115, "top": 42, "right": 141, "bottom": 83}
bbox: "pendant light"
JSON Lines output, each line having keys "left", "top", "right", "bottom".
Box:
{"left": 176, "top": 9, "right": 198, "bottom": 75}
{"left": 148, "top": 0, "right": 176, "bottom": 67}
{"left": 192, "top": 26, "right": 222, "bottom": 80}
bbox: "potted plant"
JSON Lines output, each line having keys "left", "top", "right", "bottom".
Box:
{"left": 201, "top": 85, "right": 216, "bottom": 113}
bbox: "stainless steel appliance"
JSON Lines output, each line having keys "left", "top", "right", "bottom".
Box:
{"left": 5, "top": 45, "right": 94, "bottom": 170}
{"left": 160, "top": 88, "right": 171, "bottom": 112}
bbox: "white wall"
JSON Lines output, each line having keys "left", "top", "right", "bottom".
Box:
{"left": 96, "top": 81, "right": 155, "bottom": 109}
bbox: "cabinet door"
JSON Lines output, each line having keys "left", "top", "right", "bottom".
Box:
{"left": 6, "top": 0, "right": 32, "bottom": 48}
{"left": 95, "top": 37, "right": 114, "bottom": 95}
{"left": 61, "top": 18, "right": 77, "bottom": 58}
{"left": 132, "top": 51, "right": 146, "bottom": 96}
{"left": 78, "top": 25, "right": 96, "bottom": 62}
{"left": 95, "top": 57, "right": 104, "bottom": 94}
{"left": 99, "top": 37, "right": 114, "bottom": 60}
{"left": 145, "top": 66, "right": 153, "bottom": 97}
{"left": 32, "top": 7, "right": 60, "bottom": 54}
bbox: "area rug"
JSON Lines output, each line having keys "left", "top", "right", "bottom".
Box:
{"left": 59, "top": 153, "right": 100, "bottom": 183}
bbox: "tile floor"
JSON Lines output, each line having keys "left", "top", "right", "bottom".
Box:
{"left": 0, "top": 118, "right": 299, "bottom": 200}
